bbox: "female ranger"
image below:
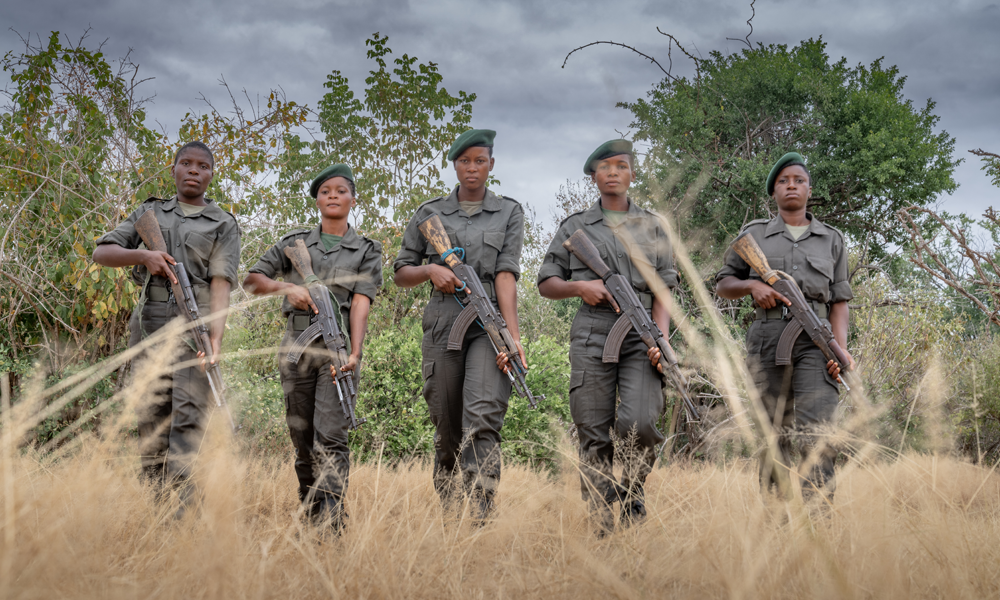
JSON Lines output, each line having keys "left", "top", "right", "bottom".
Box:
{"left": 93, "top": 141, "right": 241, "bottom": 508}
{"left": 715, "top": 152, "right": 854, "bottom": 501}
{"left": 394, "top": 129, "right": 525, "bottom": 521}
{"left": 244, "top": 164, "right": 383, "bottom": 528}
{"left": 537, "top": 139, "right": 679, "bottom": 534}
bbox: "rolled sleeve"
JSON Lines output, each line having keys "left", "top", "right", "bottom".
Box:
{"left": 393, "top": 212, "right": 428, "bottom": 273}
{"left": 494, "top": 204, "right": 524, "bottom": 279}
{"left": 715, "top": 247, "right": 751, "bottom": 284}
{"left": 354, "top": 242, "right": 384, "bottom": 302}
{"left": 95, "top": 206, "right": 146, "bottom": 250}
{"left": 653, "top": 230, "right": 679, "bottom": 289}
{"left": 537, "top": 226, "right": 572, "bottom": 285}
{"left": 829, "top": 239, "right": 853, "bottom": 303}
{"left": 248, "top": 240, "right": 289, "bottom": 280}
{"left": 207, "top": 219, "right": 241, "bottom": 285}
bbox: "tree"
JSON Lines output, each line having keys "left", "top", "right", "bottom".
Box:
{"left": 970, "top": 148, "right": 1000, "bottom": 188}
{"left": 275, "top": 32, "right": 476, "bottom": 229}
{"left": 620, "top": 36, "right": 958, "bottom": 261}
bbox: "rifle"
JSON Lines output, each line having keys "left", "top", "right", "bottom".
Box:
{"left": 283, "top": 239, "right": 366, "bottom": 430}
{"left": 134, "top": 209, "right": 237, "bottom": 432}
{"left": 417, "top": 214, "right": 544, "bottom": 409}
{"left": 729, "top": 231, "right": 857, "bottom": 391}
{"left": 562, "top": 229, "right": 700, "bottom": 423}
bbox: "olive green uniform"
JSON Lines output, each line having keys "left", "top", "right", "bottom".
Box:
{"left": 393, "top": 188, "right": 524, "bottom": 506}
{"left": 96, "top": 196, "right": 241, "bottom": 484}
{"left": 716, "top": 213, "right": 852, "bottom": 497}
{"left": 248, "top": 225, "right": 382, "bottom": 514}
{"left": 537, "top": 199, "right": 678, "bottom": 511}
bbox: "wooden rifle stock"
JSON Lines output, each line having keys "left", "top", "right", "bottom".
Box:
{"left": 418, "top": 215, "right": 463, "bottom": 268}
{"left": 562, "top": 230, "right": 612, "bottom": 280}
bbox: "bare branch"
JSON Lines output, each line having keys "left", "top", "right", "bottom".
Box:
{"left": 562, "top": 40, "right": 671, "bottom": 78}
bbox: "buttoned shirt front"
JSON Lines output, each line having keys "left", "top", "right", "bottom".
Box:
{"left": 96, "top": 196, "right": 241, "bottom": 292}
{"left": 537, "top": 199, "right": 678, "bottom": 292}
{"left": 716, "top": 213, "right": 853, "bottom": 305}
{"left": 393, "top": 187, "right": 524, "bottom": 287}
{"left": 248, "top": 224, "right": 383, "bottom": 317}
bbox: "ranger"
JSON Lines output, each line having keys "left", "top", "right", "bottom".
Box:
{"left": 93, "top": 141, "right": 241, "bottom": 514}
{"left": 244, "top": 164, "right": 382, "bottom": 530}
{"left": 537, "top": 139, "right": 679, "bottom": 535}
{"left": 394, "top": 129, "right": 525, "bottom": 522}
{"left": 715, "top": 152, "right": 854, "bottom": 502}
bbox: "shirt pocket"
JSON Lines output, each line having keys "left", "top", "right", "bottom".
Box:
{"left": 331, "top": 267, "right": 360, "bottom": 308}
{"left": 480, "top": 230, "right": 506, "bottom": 277}
{"left": 628, "top": 242, "right": 656, "bottom": 292}
{"left": 802, "top": 255, "right": 834, "bottom": 301}
{"left": 184, "top": 231, "right": 216, "bottom": 266}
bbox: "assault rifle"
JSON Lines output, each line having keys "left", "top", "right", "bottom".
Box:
{"left": 283, "top": 239, "right": 366, "bottom": 430}
{"left": 417, "top": 214, "right": 544, "bottom": 409}
{"left": 729, "top": 231, "right": 857, "bottom": 391}
{"left": 134, "top": 209, "right": 237, "bottom": 432}
{"left": 562, "top": 229, "right": 700, "bottom": 423}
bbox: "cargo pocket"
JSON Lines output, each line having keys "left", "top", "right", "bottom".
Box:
{"left": 422, "top": 360, "right": 438, "bottom": 410}
{"left": 481, "top": 230, "right": 505, "bottom": 277}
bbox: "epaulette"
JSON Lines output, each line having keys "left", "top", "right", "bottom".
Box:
{"left": 558, "top": 207, "right": 588, "bottom": 228}
{"left": 414, "top": 196, "right": 447, "bottom": 211}
{"left": 279, "top": 228, "right": 312, "bottom": 242}
{"left": 742, "top": 218, "right": 770, "bottom": 230}
{"left": 364, "top": 236, "right": 384, "bottom": 253}
{"left": 500, "top": 195, "right": 522, "bottom": 207}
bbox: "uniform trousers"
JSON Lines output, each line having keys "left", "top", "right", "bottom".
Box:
{"left": 569, "top": 304, "right": 665, "bottom": 507}
{"left": 420, "top": 296, "right": 511, "bottom": 503}
{"left": 278, "top": 328, "right": 355, "bottom": 512}
{"left": 746, "top": 318, "right": 840, "bottom": 499}
{"left": 132, "top": 299, "right": 211, "bottom": 485}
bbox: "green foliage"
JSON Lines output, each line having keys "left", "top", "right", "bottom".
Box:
{"left": 276, "top": 32, "right": 476, "bottom": 228}
{"left": 502, "top": 335, "right": 572, "bottom": 474}
{"left": 0, "top": 32, "right": 167, "bottom": 365}
{"left": 624, "top": 37, "right": 959, "bottom": 262}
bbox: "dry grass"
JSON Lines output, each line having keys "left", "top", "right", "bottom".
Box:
{"left": 3, "top": 422, "right": 1000, "bottom": 599}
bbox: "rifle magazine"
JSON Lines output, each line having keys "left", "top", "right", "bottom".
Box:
{"left": 446, "top": 303, "right": 480, "bottom": 351}
{"left": 285, "top": 322, "right": 324, "bottom": 364}
{"left": 775, "top": 320, "right": 803, "bottom": 366}
{"left": 602, "top": 314, "right": 633, "bottom": 364}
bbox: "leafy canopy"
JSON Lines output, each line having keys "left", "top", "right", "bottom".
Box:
{"left": 625, "top": 38, "right": 959, "bottom": 260}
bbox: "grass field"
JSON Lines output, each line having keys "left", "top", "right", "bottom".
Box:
{"left": 3, "top": 419, "right": 999, "bottom": 599}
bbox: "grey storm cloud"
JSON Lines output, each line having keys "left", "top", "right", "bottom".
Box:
{"left": 2, "top": 0, "right": 998, "bottom": 225}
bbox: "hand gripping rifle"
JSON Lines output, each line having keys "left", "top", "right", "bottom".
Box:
{"left": 283, "top": 239, "right": 366, "bottom": 430}
{"left": 562, "top": 229, "right": 700, "bottom": 423}
{"left": 729, "top": 231, "right": 857, "bottom": 391}
{"left": 134, "top": 210, "right": 237, "bottom": 432}
{"left": 417, "top": 214, "right": 544, "bottom": 409}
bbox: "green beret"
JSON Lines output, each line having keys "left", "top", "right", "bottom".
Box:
{"left": 310, "top": 164, "right": 354, "bottom": 198}
{"left": 447, "top": 129, "right": 496, "bottom": 161}
{"left": 584, "top": 139, "right": 633, "bottom": 175}
{"left": 765, "top": 152, "right": 807, "bottom": 196}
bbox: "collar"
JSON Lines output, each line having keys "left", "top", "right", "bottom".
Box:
{"left": 440, "top": 187, "right": 503, "bottom": 215}
{"left": 304, "top": 224, "right": 362, "bottom": 252}
{"left": 162, "top": 196, "right": 225, "bottom": 221}
{"left": 764, "top": 212, "right": 829, "bottom": 238}
{"left": 583, "top": 198, "right": 644, "bottom": 225}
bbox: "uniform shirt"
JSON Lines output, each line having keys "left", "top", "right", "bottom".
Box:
{"left": 393, "top": 188, "right": 524, "bottom": 291}
{"left": 248, "top": 224, "right": 383, "bottom": 317}
{"left": 96, "top": 197, "right": 241, "bottom": 302}
{"left": 716, "top": 213, "right": 853, "bottom": 305}
{"left": 537, "top": 199, "right": 679, "bottom": 293}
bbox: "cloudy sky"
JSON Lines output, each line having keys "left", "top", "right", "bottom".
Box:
{"left": 3, "top": 0, "right": 998, "bottom": 230}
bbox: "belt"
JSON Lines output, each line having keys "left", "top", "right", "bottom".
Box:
{"left": 146, "top": 284, "right": 211, "bottom": 305}
{"left": 755, "top": 301, "right": 829, "bottom": 321}
{"left": 582, "top": 292, "right": 655, "bottom": 312}
{"left": 431, "top": 279, "right": 495, "bottom": 301}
